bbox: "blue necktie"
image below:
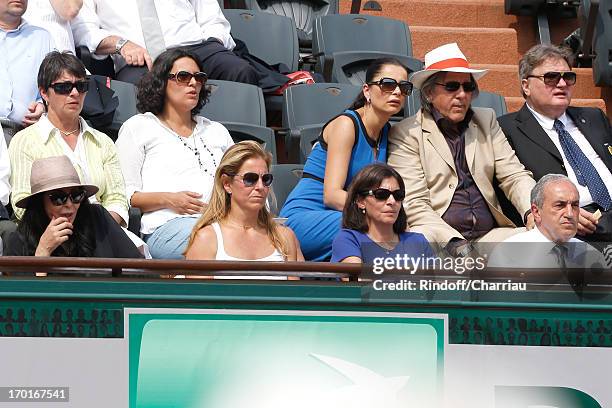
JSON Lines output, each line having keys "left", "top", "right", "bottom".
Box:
{"left": 553, "top": 119, "right": 612, "bottom": 211}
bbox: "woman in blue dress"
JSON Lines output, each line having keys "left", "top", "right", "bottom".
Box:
{"left": 280, "top": 58, "right": 412, "bottom": 260}
{"left": 331, "top": 163, "right": 434, "bottom": 265}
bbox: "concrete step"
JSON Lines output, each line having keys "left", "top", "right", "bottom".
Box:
{"left": 411, "top": 26, "right": 518, "bottom": 65}
{"left": 339, "top": 0, "right": 579, "bottom": 56}
{"left": 505, "top": 97, "right": 607, "bottom": 113}
{"left": 341, "top": 0, "right": 519, "bottom": 28}
{"left": 473, "top": 64, "right": 602, "bottom": 99}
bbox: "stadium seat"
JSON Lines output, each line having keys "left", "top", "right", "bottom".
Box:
{"left": 224, "top": 9, "right": 299, "bottom": 72}
{"left": 311, "top": 14, "right": 423, "bottom": 84}
{"left": 223, "top": 9, "right": 301, "bottom": 115}
{"left": 269, "top": 164, "right": 303, "bottom": 215}
{"left": 242, "top": 0, "right": 339, "bottom": 51}
{"left": 282, "top": 83, "right": 361, "bottom": 163}
{"left": 199, "top": 80, "right": 277, "bottom": 163}
{"left": 472, "top": 91, "right": 508, "bottom": 117}
{"left": 593, "top": 0, "right": 612, "bottom": 86}
{"left": 107, "top": 80, "right": 138, "bottom": 137}
{"left": 201, "top": 80, "right": 266, "bottom": 126}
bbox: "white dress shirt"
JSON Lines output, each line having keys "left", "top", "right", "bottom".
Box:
{"left": 72, "top": 0, "right": 235, "bottom": 71}
{"left": 24, "top": 0, "right": 76, "bottom": 53}
{"left": 526, "top": 103, "right": 612, "bottom": 207}
{"left": 487, "top": 226, "right": 605, "bottom": 269}
{"left": 116, "top": 113, "right": 234, "bottom": 235}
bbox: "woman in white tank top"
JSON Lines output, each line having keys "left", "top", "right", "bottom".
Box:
{"left": 184, "top": 141, "right": 304, "bottom": 267}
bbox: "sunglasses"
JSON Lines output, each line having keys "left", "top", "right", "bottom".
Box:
{"left": 435, "top": 81, "right": 477, "bottom": 93}
{"left": 49, "top": 80, "right": 89, "bottom": 95}
{"left": 367, "top": 78, "right": 413, "bottom": 96}
{"left": 168, "top": 70, "right": 208, "bottom": 84}
{"left": 47, "top": 189, "right": 87, "bottom": 206}
{"left": 231, "top": 172, "right": 274, "bottom": 187}
{"left": 362, "top": 188, "right": 405, "bottom": 201}
{"left": 527, "top": 71, "right": 577, "bottom": 86}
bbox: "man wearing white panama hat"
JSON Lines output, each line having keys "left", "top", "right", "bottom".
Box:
{"left": 388, "top": 43, "right": 536, "bottom": 257}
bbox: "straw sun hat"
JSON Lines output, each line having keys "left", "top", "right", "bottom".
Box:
{"left": 15, "top": 156, "right": 99, "bottom": 208}
{"left": 410, "top": 42, "right": 488, "bottom": 89}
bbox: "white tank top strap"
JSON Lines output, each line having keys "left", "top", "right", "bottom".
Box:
{"left": 211, "top": 222, "right": 230, "bottom": 260}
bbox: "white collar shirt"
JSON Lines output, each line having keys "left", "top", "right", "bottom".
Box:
{"left": 115, "top": 112, "right": 234, "bottom": 235}
{"left": 526, "top": 103, "right": 612, "bottom": 207}
{"left": 487, "top": 226, "right": 605, "bottom": 269}
{"left": 24, "top": 0, "right": 75, "bottom": 53}
{"left": 72, "top": 0, "right": 234, "bottom": 71}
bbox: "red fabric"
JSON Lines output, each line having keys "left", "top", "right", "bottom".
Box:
{"left": 271, "top": 71, "right": 315, "bottom": 95}
{"left": 427, "top": 58, "right": 469, "bottom": 70}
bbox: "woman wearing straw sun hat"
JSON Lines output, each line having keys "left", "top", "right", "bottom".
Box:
{"left": 387, "top": 42, "right": 536, "bottom": 257}
{"left": 5, "top": 155, "right": 142, "bottom": 258}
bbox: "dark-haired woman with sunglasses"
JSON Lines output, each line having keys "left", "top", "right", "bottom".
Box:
{"left": 6, "top": 156, "right": 142, "bottom": 259}
{"left": 331, "top": 164, "right": 433, "bottom": 264}
{"left": 281, "top": 58, "right": 411, "bottom": 261}
{"left": 116, "top": 48, "right": 234, "bottom": 259}
{"left": 185, "top": 141, "right": 303, "bottom": 264}
{"left": 9, "top": 51, "right": 131, "bottom": 231}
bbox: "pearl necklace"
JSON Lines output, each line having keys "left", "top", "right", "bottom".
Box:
{"left": 58, "top": 122, "right": 80, "bottom": 137}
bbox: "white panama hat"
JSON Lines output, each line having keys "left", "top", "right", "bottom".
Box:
{"left": 410, "top": 42, "right": 488, "bottom": 89}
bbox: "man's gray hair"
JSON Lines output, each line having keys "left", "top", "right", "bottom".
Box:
{"left": 531, "top": 174, "right": 573, "bottom": 208}
{"left": 419, "top": 72, "right": 479, "bottom": 115}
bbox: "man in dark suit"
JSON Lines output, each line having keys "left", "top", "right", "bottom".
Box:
{"left": 498, "top": 44, "right": 612, "bottom": 247}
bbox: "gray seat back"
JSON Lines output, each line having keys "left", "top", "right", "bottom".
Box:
{"left": 472, "top": 91, "right": 508, "bottom": 117}
{"left": 312, "top": 14, "right": 419, "bottom": 82}
{"left": 243, "top": 0, "right": 338, "bottom": 47}
{"left": 224, "top": 9, "right": 300, "bottom": 72}
{"left": 282, "top": 83, "right": 361, "bottom": 129}
{"left": 200, "top": 79, "right": 266, "bottom": 126}
{"left": 269, "top": 164, "right": 304, "bottom": 215}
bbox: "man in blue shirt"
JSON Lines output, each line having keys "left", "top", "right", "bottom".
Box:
{"left": 0, "top": 0, "right": 53, "bottom": 142}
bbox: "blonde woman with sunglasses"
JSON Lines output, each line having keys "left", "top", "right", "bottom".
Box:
{"left": 116, "top": 48, "right": 233, "bottom": 259}
{"left": 185, "top": 141, "right": 303, "bottom": 264}
{"left": 280, "top": 58, "right": 411, "bottom": 261}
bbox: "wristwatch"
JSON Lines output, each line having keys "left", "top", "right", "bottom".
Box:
{"left": 115, "top": 38, "right": 128, "bottom": 55}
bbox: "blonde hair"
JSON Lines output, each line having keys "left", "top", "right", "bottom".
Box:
{"left": 185, "top": 141, "right": 289, "bottom": 258}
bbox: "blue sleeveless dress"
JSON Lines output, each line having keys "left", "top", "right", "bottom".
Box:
{"left": 280, "top": 109, "right": 390, "bottom": 261}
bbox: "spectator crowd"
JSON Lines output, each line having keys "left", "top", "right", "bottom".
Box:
{"left": 1, "top": 0, "right": 611, "bottom": 274}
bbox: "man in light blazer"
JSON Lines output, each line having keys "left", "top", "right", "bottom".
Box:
{"left": 498, "top": 44, "right": 612, "bottom": 248}
{"left": 388, "top": 43, "right": 536, "bottom": 257}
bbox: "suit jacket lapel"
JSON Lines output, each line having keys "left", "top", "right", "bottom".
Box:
{"left": 464, "top": 121, "right": 477, "bottom": 169}
{"left": 516, "top": 104, "right": 563, "bottom": 163}
{"left": 421, "top": 112, "right": 456, "bottom": 173}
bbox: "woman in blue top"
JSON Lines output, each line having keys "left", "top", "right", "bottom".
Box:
{"left": 280, "top": 58, "right": 412, "bottom": 260}
{"left": 332, "top": 163, "right": 434, "bottom": 264}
